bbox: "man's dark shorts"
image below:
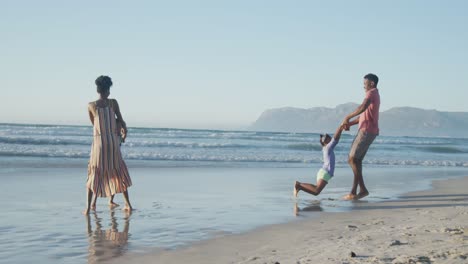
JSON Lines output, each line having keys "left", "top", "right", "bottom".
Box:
{"left": 349, "top": 130, "right": 377, "bottom": 161}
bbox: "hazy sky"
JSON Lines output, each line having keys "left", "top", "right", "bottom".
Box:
{"left": 1, "top": 1, "right": 467, "bottom": 129}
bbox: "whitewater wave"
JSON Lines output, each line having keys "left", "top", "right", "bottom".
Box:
{"left": 125, "top": 141, "right": 254, "bottom": 149}
{"left": 1, "top": 149, "right": 467, "bottom": 167}
{"left": 0, "top": 136, "right": 90, "bottom": 146}
{"left": 286, "top": 143, "right": 322, "bottom": 151}
{"left": 0, "top": 136, "right": 321, "bottom": 151}
{"left": 412, "top": 146, "right": 466, "bottom": 154}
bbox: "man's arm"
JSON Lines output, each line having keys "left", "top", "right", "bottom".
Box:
{"left": 348, "top": 118, "right": 359, "bottom": 127}
{"left": 342, "top": 98, "right": 371, "bottom": 127}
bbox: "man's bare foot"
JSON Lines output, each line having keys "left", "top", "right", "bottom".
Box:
{"left": 294, "top": 181, "right": 300, "bottom": 197}
{"left": 91, "top": 203, "right": 96, "bottom": 210}
{"left": 342, "top": 193, "right": 358, "bottom": 200}
{"left": 356, "top": 191, "right": 369, "bottom": 200}
{"left": 109, "top": 202, "right": 120, "bottom": 208}
{"left": 82, "top": 209, "right": 90, "bottom": 215}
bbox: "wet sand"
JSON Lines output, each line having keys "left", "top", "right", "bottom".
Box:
{"left": 112, "top": 176, "right": 468, "bottom": 264}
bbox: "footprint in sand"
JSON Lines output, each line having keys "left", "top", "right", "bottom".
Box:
{"left": 358, "top": 235, "right": 371, "bottom": 241}
{"left": 442, "top": 227, "right": 464, "bottom": 235}
{"left": 421, "top": 210, "right": 433, "bottom": 215}
{"left": 247, "top": 256, "right": 260, "bottom": 261}
{"left": 392, "top": 255, "right": 431, "bottom": 264}
{"left": 431, "top": 250, "right": 466, "bottom": 260}
{"left": 389, "top": 240, "right": 408, "bottom": 246}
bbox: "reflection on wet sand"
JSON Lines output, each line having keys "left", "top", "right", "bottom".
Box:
{"left": 86, "top": 210, "right": 131, "bottom": 264}
{"left": 294, "top": 202, "right": 323, "bottom": 216}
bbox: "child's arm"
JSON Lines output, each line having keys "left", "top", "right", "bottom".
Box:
{"left": 333, "top": 125, "right": 344, "bottom": 141}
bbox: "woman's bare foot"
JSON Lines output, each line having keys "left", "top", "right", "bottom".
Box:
{"left": 123, "top": 205, "right": 133, "bottom": 211}
{"left": 82, "top": 208, "right": 90, "bottom": 215}
{"left": 109, "top": 201, "right": 120, "bottom": 208}
{"left": 356, "top": 191, "right": 369, "bottom": 200}
{"left": 91, "top": 203, "right": 96, "bottom": 210}
{"left": 342, "top": 193, "right": 357, "bottom": 200}
{"left": 294, "top": 181, "right": 300, "bottom": 197}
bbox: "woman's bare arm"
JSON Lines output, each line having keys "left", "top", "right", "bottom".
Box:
{"left": 112, "top": 99, "right": 128, "bottom": 140}
{"left": 88, "top": 103, "right": 95, "bottom": 125}
{"left": 112, "top": 100, "right": 126, "bottom": 127}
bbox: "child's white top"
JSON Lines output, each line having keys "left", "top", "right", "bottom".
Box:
{"left": 322, "top": 138, "right": 339, "bottom": 176}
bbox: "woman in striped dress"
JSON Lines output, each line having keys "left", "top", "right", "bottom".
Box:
{"left": 83, "top": 75, "right": 133, "bottom": 215}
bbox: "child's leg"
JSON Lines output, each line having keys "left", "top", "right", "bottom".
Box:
{"left": 295, "top": 180, "right": 327, "bottom": 196}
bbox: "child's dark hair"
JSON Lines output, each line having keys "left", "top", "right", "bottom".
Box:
{"left": 320, "top": 134, "right": 331, "bottom": 146}
{"left": 364, "top": 73, "right": 379, "bottom": 86}
{"left": 95, "top": 75, "right": 113, "bottom": 94}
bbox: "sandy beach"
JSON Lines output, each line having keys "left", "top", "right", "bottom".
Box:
{"left": 112, "top": 176, "right": 468, "bottom": 264}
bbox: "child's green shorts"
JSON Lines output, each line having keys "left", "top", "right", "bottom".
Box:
{"left": 316, "top": 168, "right": 332, "bottom": 183}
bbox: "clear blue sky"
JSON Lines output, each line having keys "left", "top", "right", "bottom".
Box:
{"left": 1, "top": 0, "right": 467, "bottom": 129}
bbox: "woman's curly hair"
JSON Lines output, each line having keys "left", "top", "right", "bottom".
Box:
{"left": 95, "top": 75, "right": 113, "bottom": 94}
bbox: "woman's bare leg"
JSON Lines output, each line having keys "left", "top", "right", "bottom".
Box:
{"left": 109, "top": 194, "right": 119, "bottom": 207}
{"left": 91, "top": 194, "right": 98, "bottom": 210}
{"left": 83, "top": 188, "right": 94, "bottom": 215}
{"left": 122, "top": 191, "right": 133, "bottom": 211}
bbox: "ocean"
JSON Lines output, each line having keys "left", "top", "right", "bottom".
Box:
{"left": 0, "top": 123, "right": 467, "bottom": 263}
{"left": 1, "top": 123, "right": 468, "bottom": 168}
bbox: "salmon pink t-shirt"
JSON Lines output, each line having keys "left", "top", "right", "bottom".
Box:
{"left": 358, "top": 88, "right": 380, "bottom": 134}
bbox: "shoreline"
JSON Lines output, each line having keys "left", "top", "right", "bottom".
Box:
{"left": 112, "top": 176, "right": 468, "bottom": 264}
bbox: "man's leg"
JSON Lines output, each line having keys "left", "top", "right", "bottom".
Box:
{"left": 356, "top": 159, "right": 369, "bottom": 198}
{"left": 345, "top": 132, "right": 362, "bottom": 200}
{"left": 348, "top": 157, "right": 368, "bottom": 198}
{"left": 344, "top": 131, "right": 375, "bottom": 200}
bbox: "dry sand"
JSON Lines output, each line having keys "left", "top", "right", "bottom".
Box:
{"left": 113, "top": 176, "right": 468, "bottom": 264}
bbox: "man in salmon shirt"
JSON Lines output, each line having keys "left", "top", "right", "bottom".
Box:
{"left": 341, "top": 73, "right": 380, "bottom": 200}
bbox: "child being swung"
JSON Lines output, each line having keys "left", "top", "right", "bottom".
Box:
{"left": 294, "top": 124, "right": 344, "bottom": 197}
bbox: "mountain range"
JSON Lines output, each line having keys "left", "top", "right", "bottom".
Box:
{"left": 249, "top": 103, "right": 468, "bottom": 137}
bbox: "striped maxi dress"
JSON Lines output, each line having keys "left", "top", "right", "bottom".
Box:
{"left": 87, "top": 100, "right": 132, "bottom": 197}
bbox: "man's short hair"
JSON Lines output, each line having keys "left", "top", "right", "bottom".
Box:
{"left": 364, "top": 73, "right": 379, "bottom": 86}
